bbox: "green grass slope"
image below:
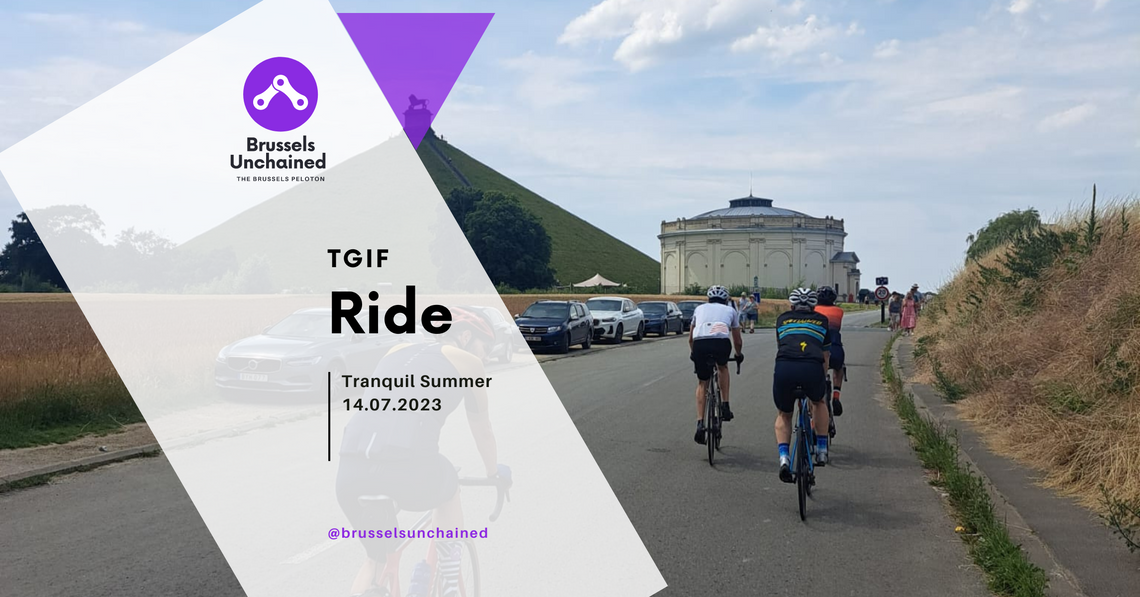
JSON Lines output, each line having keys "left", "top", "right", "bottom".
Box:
{"left": 418, "top": 131, "right": 660, "bottom": 292}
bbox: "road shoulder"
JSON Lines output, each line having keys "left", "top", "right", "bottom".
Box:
{"left": 896, "top": 337, "right": 1140, "bottom": 597}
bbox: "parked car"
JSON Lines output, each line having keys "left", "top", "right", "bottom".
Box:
{"left": 677, "top": 300, "right": 703, "bottom": 332}
{"left": 638, "top": 301, "right": 684, "bottom": 336}
{"left": 465, "top": 305, "right": 517, "bottom": 363}
{"left": 214, "top": 308, "right": 412, "bottom": 400}
{"left": 514, "top": 300, "right": 593, "bottom": 354}
{"left": 586, "top": 297, "right": 644, "bottom": 343}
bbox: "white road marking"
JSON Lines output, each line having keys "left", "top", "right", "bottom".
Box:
{"left": 281, "top": 539, "right": 342, "bottom": 565}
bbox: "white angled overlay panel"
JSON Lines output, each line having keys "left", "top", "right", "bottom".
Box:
{"left": 0, "top": 0, "right": 666, "bottom": 595}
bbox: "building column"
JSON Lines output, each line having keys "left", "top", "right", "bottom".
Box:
{"left": 676, "top": 239, "right": 686, "bottom": 293}
{"left": 750, "top": 237, "right": 762, "bottom": 291}
{"left": 707, "top": 238, "right": 721, "bottom": 286}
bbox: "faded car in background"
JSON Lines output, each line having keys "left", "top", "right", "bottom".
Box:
{"left": 464, "top": 305, "right": 518, "bottom": 363}
{"left": 215, "top": 307, "right": 412, "bottom": 400}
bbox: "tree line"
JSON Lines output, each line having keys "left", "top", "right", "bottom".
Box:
{"left": 2, "top": 189, "right": 558, "bottom": 293}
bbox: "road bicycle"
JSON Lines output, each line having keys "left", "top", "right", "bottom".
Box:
{"left": 357, "top": 467, "right": 511, "bottom": 597}
{"left": 789, "top": 386, "right": 819, "bottom": 521}
{"left": 824, "top": 365, "right": 847, "bottom": 448}
{"left": 703, "top": 353, "right": 743, "bottom": 465}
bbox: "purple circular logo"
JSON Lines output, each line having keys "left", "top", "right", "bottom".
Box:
{"left": 243, "top": 57, "right": 318, "bottom": 132}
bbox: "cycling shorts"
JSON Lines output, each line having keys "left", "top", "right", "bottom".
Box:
{"left": 828, "top": 344, "right": 845, "bottom": 371}
{"left": 691, "top": 338, "right": 732, "bottom": 381}
{"left": 772, "top": 359, "right": 826, "bottom": 413}
{"left": 336, "top": 452, "right": 458, "bottom": 558}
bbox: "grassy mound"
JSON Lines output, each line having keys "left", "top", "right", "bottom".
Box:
{"left": 418, "top": 132, "right": 661, "bottom": 293}
{"left": 916, "top": 197, "right": 1139, "bottom": 510}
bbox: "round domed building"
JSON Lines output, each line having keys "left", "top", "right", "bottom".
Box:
{"left": 659, "top": 194, "right": 860, "bottom": 296}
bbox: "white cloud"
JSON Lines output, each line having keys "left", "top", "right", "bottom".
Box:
{"left": 731, "top": 15, "right": 842, "bottom": 60}
{"left": 1009, "top": 0, "right": 1035, "bottom": 15}
{"left": 503, "top": 52, "right": 598, "bottom": 108}
{"left": 23, "top": 13, "right": 161, "bottom": 38}
{"left": 873, "top": 39, "right": 900, "bottom": 58}
{"left": 558, "top": 0, "right": 815, "bottom": 71}
{"left": 1037, "top": 102, "right": 1097, "bottom": 132}
{"left": 925, "top": 86, "right": 1025, "bottom": 119}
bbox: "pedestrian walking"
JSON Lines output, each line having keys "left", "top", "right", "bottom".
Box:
{"left": 888, "top": 293, "right": 902, "bottom": 331}
{"left": 739, "top": 293, "right": 758, "bottom": 333}
{"left": 901, "top": 290, "right": 918, "bottom": 336}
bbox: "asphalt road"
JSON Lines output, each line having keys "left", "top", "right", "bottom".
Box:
{"left": 541, "top": 309, "right": 988, "bottom": 596}
{"left": 0, "top": 309, "right": 989, "bottom": 596}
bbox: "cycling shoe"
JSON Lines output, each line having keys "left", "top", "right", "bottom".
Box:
{"left": 721, "top": 403, "right": 734, "bottom": 422}
{"left": 694, "top": 420, "right": 707, "bottom": 445}
{"left": 832, "top": 398, "right": 843, "bottom": 417}
{"left": 778, "top": 457, "right": 793, "bottom": 483}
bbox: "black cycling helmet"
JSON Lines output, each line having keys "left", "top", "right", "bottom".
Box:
{"left": 817, "top": 286, "right": 838, "bottom": 306}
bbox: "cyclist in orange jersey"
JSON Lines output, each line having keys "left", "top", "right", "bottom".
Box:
{"left": 813, "top": 287, "right": 845, "bottom": 417}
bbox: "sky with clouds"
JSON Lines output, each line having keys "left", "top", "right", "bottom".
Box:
{"left": 1, "top": 0, "right": 1136, "bottom": 291}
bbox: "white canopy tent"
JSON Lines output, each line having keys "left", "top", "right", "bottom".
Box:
{"left": 572, "top": 273, "right": 622, "bottom": 288}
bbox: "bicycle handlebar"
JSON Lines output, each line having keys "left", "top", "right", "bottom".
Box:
{"left": 458, "top": 464, "right": 512, "bottom": 522}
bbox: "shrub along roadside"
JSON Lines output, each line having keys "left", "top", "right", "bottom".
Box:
{"left": 0, "top": 378, "right": 142, "bottom": 450}
{"left": 881, "top": 334, "right": 1048, "bottom": 597}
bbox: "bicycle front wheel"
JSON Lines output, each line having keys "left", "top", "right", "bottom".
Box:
{"left": 706, "top": 375, "right": 718, "bottom": 465}
{"left": 796, "top": 431, "right": 809, "bottom": 521}
{"left": 433, "top": 539, "right": 480, "bottom": 597}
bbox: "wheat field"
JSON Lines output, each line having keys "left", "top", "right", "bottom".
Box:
{"left": 0, "top": 294, "right": 120, "bottom": 405}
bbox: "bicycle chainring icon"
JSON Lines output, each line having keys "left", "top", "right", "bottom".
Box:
{"left": 243, "top": 57, "right": 318, "bottom": 132}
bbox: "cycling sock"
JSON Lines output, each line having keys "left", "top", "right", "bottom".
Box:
{"left": 778, "top": 443, "right": 789, "bottom": 459}
{"left": 816, "top": 435, "right": 828, "bottom": 452}
{"left": 833, "top": 388, "right": 841, "bottom": 400}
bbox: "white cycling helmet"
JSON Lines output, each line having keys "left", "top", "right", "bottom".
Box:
{"left": 789, "top": 287, "right": 817, "bottom": 309}
{"left": 707, "top": 285, "right": 730, "bottom": 301}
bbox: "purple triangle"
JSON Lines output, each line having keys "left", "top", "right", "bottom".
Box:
{"left": 339, "top": 13, "right": 493, "bottom": 149}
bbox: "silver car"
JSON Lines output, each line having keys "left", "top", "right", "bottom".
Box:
{"left": 214, "top": 307, "right": 413, "bottom": 400}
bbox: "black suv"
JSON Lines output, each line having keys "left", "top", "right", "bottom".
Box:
{"left": 514, "top": 300, "right": 593, "bottom": 354}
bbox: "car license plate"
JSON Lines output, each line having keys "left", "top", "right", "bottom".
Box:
{"left": 240, "top": 373, "right": 268, "bottom": 382}
{"left": 525, "top": 336, "right": 541, "bottom": 342}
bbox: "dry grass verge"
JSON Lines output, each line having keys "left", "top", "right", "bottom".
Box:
{"left": 914, "top": 199, "right": 1140, "bottom": 514}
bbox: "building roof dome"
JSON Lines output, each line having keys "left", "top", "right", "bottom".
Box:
{"left": 692, "top": 194, "right": 810, "bottom": 218}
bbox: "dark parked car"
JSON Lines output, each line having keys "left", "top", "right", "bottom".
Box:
{"left": 638, "top": 301, "right": 684, "bottom": 336}
{"left": 514, "top": 300, "right": 593, "bottom": 354}
{"left": 214, "top": 308, "right": 412, "bottom": 400}
{"left": 677, "top": 300, "right": 703, "bottom": 332}
{"left": 465, "top": 305, "right": 518, "bottom": 363}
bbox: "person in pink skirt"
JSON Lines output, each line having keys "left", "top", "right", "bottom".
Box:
{"left": 900, "top": 289, "right": 918, "bottom": 336}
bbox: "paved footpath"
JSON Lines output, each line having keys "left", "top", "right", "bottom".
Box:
{"left": 897, "top": 338, "right": 1140, "bottom": 597}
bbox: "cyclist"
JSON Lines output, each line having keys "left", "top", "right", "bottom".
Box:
{"left": 813, "top": 286, "right": 845, "bottom": 417}
{"left": 336, "top": 307, "right": 502, "bottom": 597}
{"left": 689, "top": 285, "right": 744, "bottom": 445}
{"left": 773, "top": 288, "right": 832, "bottom": 482}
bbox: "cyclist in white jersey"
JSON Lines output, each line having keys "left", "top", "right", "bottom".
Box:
{"left": 689, "top": 285, "right": 744, "bottom": 444}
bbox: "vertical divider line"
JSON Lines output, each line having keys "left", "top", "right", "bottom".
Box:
{"left": 328, "top": 371, "right": 331, "bottom": 462}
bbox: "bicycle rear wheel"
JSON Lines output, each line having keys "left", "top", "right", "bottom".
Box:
{"left": 796, "top": 430, "right": 809, "bottom": 521}
{"left": 826, "top": 379, "right": 836, "bottom": 442}
{"left": 706, "top": 373, "right": 718, "bottom": 465}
